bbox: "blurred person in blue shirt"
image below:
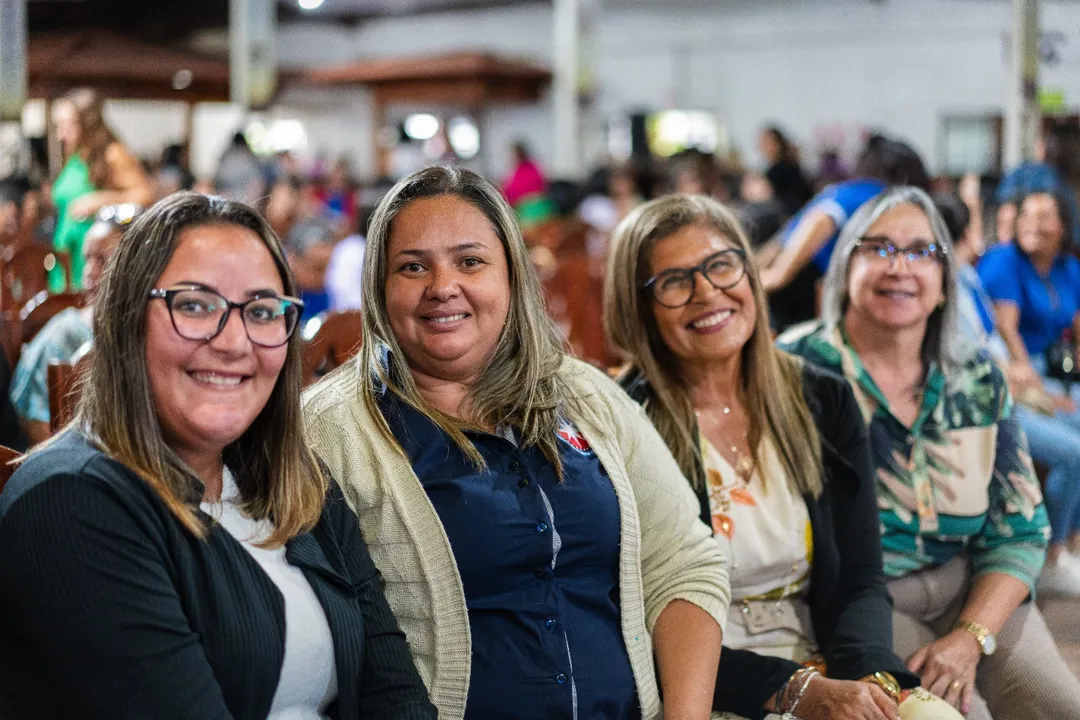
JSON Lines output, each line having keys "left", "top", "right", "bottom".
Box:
{"left": 939, "top": 187, "right": 1080, "bottom": 597}
{"left": 996, "top": 132, "right": 1080, "bottom": 247}
{"left": 757, "top": 135, "right": 930, "bottom": 330}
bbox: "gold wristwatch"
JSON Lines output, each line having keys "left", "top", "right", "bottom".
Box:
{"left": 956, "top": 619, "right": 997, "bottom": 656}
{"left": 860, "top": 671, "right": 902, "bottom": 701}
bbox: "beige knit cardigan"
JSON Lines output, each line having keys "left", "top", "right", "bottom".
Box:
{"left": 302, "top": 356, "right": 731, "bottom": 720}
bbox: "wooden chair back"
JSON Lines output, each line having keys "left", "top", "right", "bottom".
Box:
{"left": 542, "top": 251, "right": 617, "bottom": 367}
{"left": 0, "top": 310, "right": 21, "bottom": 372}
{"left": 19, "top": 291, "right": 86, "bottom": 346}
{"left": 1, "top": 244, "right": 70, "bottom": 309}
{"left": 302, "top": 311, "right": 364, "bottom": 387}
{"left": 0, "top": 444, "right": 21, "bottom": 494}
{"left": 47, "top": 352, "right": 91, "bottom": 434}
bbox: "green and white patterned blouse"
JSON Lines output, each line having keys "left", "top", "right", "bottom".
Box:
{"left": 780, "top": 323, "right": 1050, "bottom": 593}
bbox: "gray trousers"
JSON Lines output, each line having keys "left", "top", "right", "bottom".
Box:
{"left": 889, "top": 556, "right": 1080, "bottom": 720}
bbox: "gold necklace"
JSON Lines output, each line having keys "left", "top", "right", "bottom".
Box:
{"left": 695, "top": 407, "right": 754, "bottom": 482}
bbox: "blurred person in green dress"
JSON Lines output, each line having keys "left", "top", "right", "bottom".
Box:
{"left": 50, "top": 88, "right": 153, "bottom": 291}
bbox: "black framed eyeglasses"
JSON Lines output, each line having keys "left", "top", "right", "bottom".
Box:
{"left": 148, "top": 285, "right": 304, "bottom": 348}
{"left": 852, "top": 236, "right": 946, "bottom": 267}
{"left": 643, "top": 249, "right": 748, "bottom": 308}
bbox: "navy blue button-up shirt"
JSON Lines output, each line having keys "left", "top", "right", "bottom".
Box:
{"left": 379, "top": 391, "right": 639, "bottom": 720}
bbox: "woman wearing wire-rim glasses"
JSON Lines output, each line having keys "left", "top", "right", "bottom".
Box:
{"left": 782, "top": 186, "right": 1080, "bottom": 719}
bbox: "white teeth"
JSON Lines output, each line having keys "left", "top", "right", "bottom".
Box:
{"left": 430, "top": 314, "right": 467, "bottom": 324}
{"left": 191, "top": 372, "right": 243, "bottom": 387}
{"left": 691, "top": 310, "right": 734, "bottom": 329}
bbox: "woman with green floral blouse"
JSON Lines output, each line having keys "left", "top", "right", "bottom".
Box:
{"left": 781, "top": 186, "right": 1080, "bottom": 720}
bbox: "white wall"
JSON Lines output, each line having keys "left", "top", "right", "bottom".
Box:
{"left": 269, "top": 0, "right": 1080, "bottom": 179}
{"left": 42, "top": 0, "right": 1080, "bottom": 182}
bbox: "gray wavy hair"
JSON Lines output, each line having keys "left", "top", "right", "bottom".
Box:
{"left": 819, "top": 185, "right": 971, "bottom": 382}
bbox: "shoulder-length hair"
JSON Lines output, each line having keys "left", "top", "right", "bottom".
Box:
{"left": 59, "top": 88, "right": 118, "bottom": 189}
{"left": 356, "top": 165, "right": 569, "bottom": 476}
{"left": 70, "top": 191, "right": 326, "bottom": 546}
{"left": 604, "top": 194, "right": 822, "bottom": 498}
{"left": 819, "top": 185, "right": 968, "bottom": 382}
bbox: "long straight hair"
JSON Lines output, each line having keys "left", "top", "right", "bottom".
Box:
{"left": 604, "top": 194, "right": 822, "bottom": 497}
{"left": 355, "top": 165, "right": 570, "bottom": 476}
{"left": 67, "top": 192, "right": 327, "bottom": 546}
{"left": 59, "top": 88, "right": 118, "bottom": 189}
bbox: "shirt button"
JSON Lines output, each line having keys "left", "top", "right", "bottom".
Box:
{"left": 536, "top": 522, "right": 549, "bottom": 534}
{"left": 555, "top": 673, "right": 568, "bottom": 684}
{"left": 509, "top": 460, "right": 521, "bottom": 472}
{"left": 518, "top": 478, "right": 530, "bottom": 489}
{"left": 545, "top": 618, "right": 557, "bottom": 631}
{"left": 534, "top": 567, "right": 546, "bottom": 579}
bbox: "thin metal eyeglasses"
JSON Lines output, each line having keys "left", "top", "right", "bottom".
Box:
{"left": 148, "top": 285, "right": 305, "bottom": 348}
{"left": 643, "top": 249, "right": 748, "bottom": 308}
{"left": 852, "top": 237, "right": 946, "bottom": 267}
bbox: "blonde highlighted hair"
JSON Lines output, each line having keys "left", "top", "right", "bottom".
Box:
{"left": 604, "top": 194, "right": 822, "bottom": 497}
{"left": 355, "top": 165, "right": 571, "bottom": 476}
{"left": 67, "top": 191, "right": 327, "bottom": 547}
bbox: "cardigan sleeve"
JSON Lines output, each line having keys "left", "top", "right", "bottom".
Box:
{"left": 602, "top": 375, "right": 731, "bottom": 633}
{"left": 814, "top": 374, "right": 919, "bottom": 686}
{"left": 322, "top": 486, "right": 438, "bottom": 719}
{"left": 0, "top": 471, "right": 235, "bottom": 719}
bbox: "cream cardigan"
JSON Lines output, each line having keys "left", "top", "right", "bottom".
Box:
{"left": 303, "top": 356, "right": 731, "bottom": 719}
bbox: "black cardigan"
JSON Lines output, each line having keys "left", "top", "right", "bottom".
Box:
{"left": 0, "top": 432, "right": 436, "bottom": 720}
{"left": 621, "top": 361, "right": 919, "bottom": 719}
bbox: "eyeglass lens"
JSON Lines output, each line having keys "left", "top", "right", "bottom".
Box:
{"left": 651, "top": 252, "right": 745, "bottom": 307}
{"left": 858, "top": 239, "right": 942, "bottom": 265}
{"left": 167, "top": 289, "right": 298, "bottom": 347}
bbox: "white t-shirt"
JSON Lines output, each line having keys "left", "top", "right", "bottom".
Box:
{"left": 201, "top": 469, "right": 338, "bottom": 719}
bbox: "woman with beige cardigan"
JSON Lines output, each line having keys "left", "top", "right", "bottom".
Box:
{"left": 303, "top": 165, "right": 730, "bottom": 720}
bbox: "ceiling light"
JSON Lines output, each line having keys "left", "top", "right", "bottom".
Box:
{"left": 172, "top": 69, "right": 193, "bottom": 90}
{"left": 298, "top": 0, "right": 324, "bottom": 10}
{"left": 404, "top": 113, "right": 440, "bottom": 141}
{"left": 448, "top": 117, "right": 480, "bottom": 159}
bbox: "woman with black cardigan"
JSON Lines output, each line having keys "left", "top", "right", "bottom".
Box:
{"left": 604, "top": 194, "right": 959, "bottom": 720}
{"left": 0, "top": 192, "right": 435, "bottom": 720}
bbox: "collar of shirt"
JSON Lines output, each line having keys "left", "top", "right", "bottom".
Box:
{"left": 832, "top": 325, "right": 946, "bottom": 437}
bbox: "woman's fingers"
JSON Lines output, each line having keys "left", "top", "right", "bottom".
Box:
{"left": 943, "top": 678, "right": 964, "bottom": 709}
{"left": 926, "top": 671, "right": 953, "bottom": 703}
{"left": 907, "top": 645, "right": 929, "bottom": 672}
{"left": 867, "top": 684, "right": 899, "bottom": 720}
{"left": 961, "top": 680, "right": 975, "bottom": 715}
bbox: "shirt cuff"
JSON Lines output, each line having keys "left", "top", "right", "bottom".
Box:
{"left": 970, "top": 544, "right": 1047, "bottom": 598}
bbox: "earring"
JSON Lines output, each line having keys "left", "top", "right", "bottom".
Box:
{"left": 937, "top": 297, "right": 947, "bottom": 309}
